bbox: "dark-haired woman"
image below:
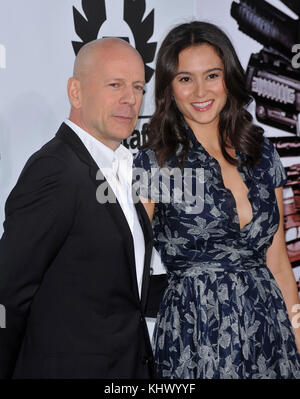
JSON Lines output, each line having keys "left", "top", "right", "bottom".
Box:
{"left": 134, "top": 21, "right": 300, "bottom": 378}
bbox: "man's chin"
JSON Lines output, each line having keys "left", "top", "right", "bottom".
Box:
{"left": 115, "top": 127, "right": 136, "bottom": 140}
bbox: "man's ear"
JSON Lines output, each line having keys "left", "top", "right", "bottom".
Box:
{"left": 67, "top": 77, "right": 82, "bottom": 109}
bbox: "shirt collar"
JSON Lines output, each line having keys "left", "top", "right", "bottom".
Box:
{"left": 64, "top": 119, "right": 133, "bottom": 171}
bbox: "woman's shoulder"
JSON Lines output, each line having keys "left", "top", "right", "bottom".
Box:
{"left": 261, "top": 135, "right": 275, "bottom": 153}
{"left": 134, "top": 147, "right": 157, "bottom": 158}
{"left": 133, "top": 147, "right": 159, "bottom": 170}
{"left": 256, "top": 135, "right": 287, "bottom": 188}
{"left": 259, "top": 136, "right": 280, "bottom": 167}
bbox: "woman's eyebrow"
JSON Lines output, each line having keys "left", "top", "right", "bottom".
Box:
{"left": 175, "top": 67, "right": 223, "bottom": 76}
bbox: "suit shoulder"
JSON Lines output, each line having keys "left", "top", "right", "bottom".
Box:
{"left": 30, "top": 136, "right": 77, "bottom": 167}
{"left": 18, "top": 137, "right": 79, "bottom": 187}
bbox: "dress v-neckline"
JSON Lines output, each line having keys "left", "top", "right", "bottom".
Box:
{"left": 196, "top": 141, "right": 254, "bottom": 231}
{"left": 185, "top": 125, "right": 255, "bottom": 232}
{"left": 214, "top": 155, "right": 254, "bottom": 231}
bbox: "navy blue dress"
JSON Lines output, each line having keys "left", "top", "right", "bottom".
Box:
{"left": 134, "top": 127, "right": 300, "bottom": 379}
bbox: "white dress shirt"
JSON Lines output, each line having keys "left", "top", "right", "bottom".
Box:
{"left": 64, "top": 119, "right": 145, "bottom": 298}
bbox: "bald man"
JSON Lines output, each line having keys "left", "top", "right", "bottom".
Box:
{"left": 0, "top": 38, "right": 161, "bottom": 379}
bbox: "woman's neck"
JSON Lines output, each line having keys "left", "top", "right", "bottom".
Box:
{"left": 190, "top": 123, "right": 221, "bottom": 153}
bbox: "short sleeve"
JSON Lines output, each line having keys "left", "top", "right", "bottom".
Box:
{"left": 262, "top": 137, "right": 287, "bottom": 188}
{"left": 133, "top": 148, "right": 161, "bottom": 202}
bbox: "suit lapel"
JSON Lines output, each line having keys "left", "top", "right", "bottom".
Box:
{"left": 55, "top": 123, "right": 140, "bottom": 303}
{"left": 134, "top": 199, "right": 153, "bottom": 312}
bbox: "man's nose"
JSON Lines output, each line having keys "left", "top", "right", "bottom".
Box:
{"left": 120, "top": 85, "right": 136, "bottom": 105}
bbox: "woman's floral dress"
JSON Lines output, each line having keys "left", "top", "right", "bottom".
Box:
{"left": 134, "top": 127, "right": 300, "bottom": 379}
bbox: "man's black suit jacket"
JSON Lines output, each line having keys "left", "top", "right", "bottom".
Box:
{"left": 0, "top": 123, "right": 165, "bottom": 379}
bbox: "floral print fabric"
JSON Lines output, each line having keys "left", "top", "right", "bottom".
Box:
{"left": 134, "top": 127, "right": 300, "bottom": 379}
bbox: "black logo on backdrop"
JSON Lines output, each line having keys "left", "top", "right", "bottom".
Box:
{"left": 72, "top": 0, "right": 157, "bottom": 83}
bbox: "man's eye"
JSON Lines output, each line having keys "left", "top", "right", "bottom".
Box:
{"left": 133, "top": 85, "right": 146, "bottom": 95}
{"left": 109, "top": 83, "right": 120, "bottom": 88}
{"left": 134, "top": 85, "right": 145, "bottom": 92}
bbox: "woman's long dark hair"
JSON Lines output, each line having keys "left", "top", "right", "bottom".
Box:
{"left": 145, "top": 21, "right": 264, "bottom": 167}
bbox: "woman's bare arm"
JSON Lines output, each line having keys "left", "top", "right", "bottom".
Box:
{"left": 266, "top": 187, "right": 300, "bottom": 352}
